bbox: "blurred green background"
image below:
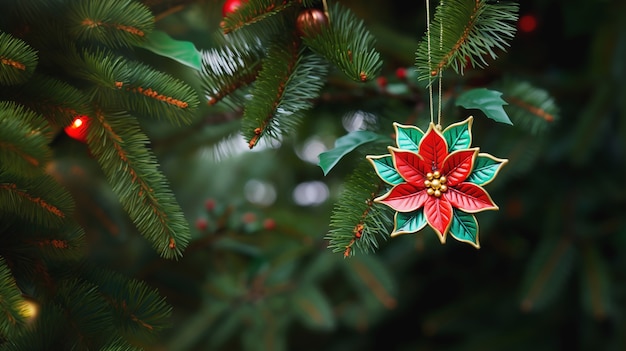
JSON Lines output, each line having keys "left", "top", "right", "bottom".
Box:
{"left": 55, "top": 0, "right": 626, "bottom": 350}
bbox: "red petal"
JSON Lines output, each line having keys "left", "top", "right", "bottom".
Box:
{"left": 424, "top": 197, "right": 453, "bottom": 240}
{"left": 375, "top": 184, "right": 429, "bottom": 212}
{"left": 441, "top": 148, "right": 478, "bottom": 186}
{"left": 390, "top": 148, "right": 430, "bottom": 185}
{"left": 444, "top": 182, "right": 498, "bottom": 212}
{"left": 418, "top": 125, "right": 448, "bottom": 170}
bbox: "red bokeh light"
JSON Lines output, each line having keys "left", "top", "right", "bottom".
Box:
{"left": 519, "top": 14, "right": 538, "bottom": 33}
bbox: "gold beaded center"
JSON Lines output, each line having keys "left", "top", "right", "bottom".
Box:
{"left": 424, "top": 171, "right": 448, "bottom": 197}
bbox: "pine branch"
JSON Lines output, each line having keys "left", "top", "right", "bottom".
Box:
{"left": 0, "top": 171, "right": 73, "bottom": 230}
{"left": 495, "top": 76, "right": 559, "bottom": 134}
{"left": 83, "top": 269, "right": 173, "bottom": 341}
{"left": 302, "top": 2, "right": 382, "bottom": 82}
{"left": 0, "top": 32, "right": 38, "bottom": 86}
{"left": 220, "top": 0, "right": 297, "bottom": 35}
{"left": 23, "top": 223, "right": 86, "bottom": 262}
{"left": 200, "top": 43, "right": 263, "bottom": 108}
{"left": 0, "top": 303, "right": 66, "bottom": 350}
{"left": 98, "top": 337, "right": 143, "bottom": 351}
{"left": 415, "top": 0, "right": 518, "bottom": 82}
{"left": 87, "top": 110, "right": 190, "bottom": 259}
{"left": 11, "top": 74, "right": 91, "bottom": 129}
{"left": 325, "top": 156, "right": 394, "bottom": 257}
{"left": 54, "top": 278, "right": 116, "bottom": 347}
{"left": 243, "top": 42, "right": 328, "bottom": 149}
{"left": 78, "top": 51, "right": 199, "bottom": 125}
{"left": 108, "top": 60, "right": 200, "bottom": 124}
{"left": 0, "top": 101, "right": 52, "bottom": 177}
{"left": 0, "top": 257, "right": 27, "bottom": 338}
{"left": 65, "top": 0, "right": 155, "bottom": 49}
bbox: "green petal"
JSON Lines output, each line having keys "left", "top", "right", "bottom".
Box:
{"left": 443, "top": 116, "right": 473, "bottom": 152}
{"left": 394, "top": 122, "right": 424, "bottom": 152}
{"left": 391, "top": 210, "right": 427, "bottom": 237}
{"left": 449, "top": 209, "right": 479, "bottom": 248}
{"left": 465, "top": 153, "right": 508, "bottom": 186}
{"left": 366, "top": 154, "right": 404, "bottom": 185}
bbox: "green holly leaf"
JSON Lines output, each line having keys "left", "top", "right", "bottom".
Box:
{"left": 455, "top": 88, "right": 513, "bottom": 125}
{"left": 394, "top": 122, "right": 424, "bottom": 152}
{"left": 139, "top": 30, "right": 202, "bottom": 71}
{"left": 443, "top": 116, "right": 473, "bottom": 152}
{"left": 392, "top": 210, "right": 427, "bottom": 237}
{"left": 366, "top": 154, "right": 403, "bottom": 185}
{"left": 466, "top": 153, "right": 508, "bottom": 186}
{"left": 449, "top": 209, "right": 479, "bottom": 248}
{"left": 319, "top": 131, "right": 388, "bottom": 175}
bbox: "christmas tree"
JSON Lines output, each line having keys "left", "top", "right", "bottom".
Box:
{"left": 1, "top": 0, "right": 625, "bottom": 350}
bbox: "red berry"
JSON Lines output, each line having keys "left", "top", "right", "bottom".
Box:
{"left": 222, "top": 0, "right": 246, "bottom": 17}
{"left": 263, "top": 218, "right": 276, "bottom": 230}
{"left": 65, "top": 115, "right": 90, "bottom": 143}
{"left": 242, "top": 212, "right": 256, "bottom": 224}
{"left": 195, "top": 218, "right": 208, "bottom": 231}
{"left": 376, "top": 76, "right": 387, "bottom": 89}
{"left": 205, "top": 198, "right": 216, "bottom": 211}
{"left": 395, "top": 67, "right": 407, "bottom": 80}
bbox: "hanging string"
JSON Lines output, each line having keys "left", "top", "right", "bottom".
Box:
{"left": 425, "top": 0, "right": 434, "bottom": 124}
{"left": 437, "top": 0, "right": 444, "bottom": 128}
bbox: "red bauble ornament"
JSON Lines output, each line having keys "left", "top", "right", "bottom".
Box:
{"left": 222, "top": 0, "right": 245, "bottom": 17}
{"left": 296, "top": 8, "right": 329, "bottom": 37}
{"left": 64, "top": 115, "right": 90, "bottom": 143}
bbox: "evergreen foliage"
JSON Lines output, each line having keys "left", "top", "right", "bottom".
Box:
{"left": 0, "top": 0, "right": 198, "bottom": 347}
{"left": 199, "top": 0, "right": 382, "bottom": 148}
{"left": 415, "top": 0, "right": 519, "bottom": 82}
{"left": 0, "top": 0, "right": 624, "bottom": 350}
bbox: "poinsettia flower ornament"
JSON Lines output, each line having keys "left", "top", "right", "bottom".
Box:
{"left": 367, "top": 117, "right": 507, "bottom": 248}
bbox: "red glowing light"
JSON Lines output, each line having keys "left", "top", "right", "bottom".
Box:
{"left": 64, "top": 115, "right": 90, "bottom": 143}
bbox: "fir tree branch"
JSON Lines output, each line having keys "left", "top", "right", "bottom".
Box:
{"left": 54, "top": 278, "right": 116, "bottom": 347}
{"left": 0, "top": 32, "right": 38, "bottom": 86}
{"left": 302, "top": 2, "right": 382, "bottom": 82}
{"left": 325, "top": 156, "right": 393, "bottom": 257}
{"left": 243, "top": 42, "right": 328, "bottom": 149}
{"left": 82, "top": 269, "right": 173, "bottom": 341}
{"left": 65, "top": 0, "right": 155, "bottom": 49}
{"left": 200, "top": 43, "right": 263, "bottom": 108}
{"left": 221, "top": 0, "right": 297, "bottom": 35}
{"left": 0, "top": 101, "right": 52, "bottom": 176}
{"left": 74, "top": 50, "right": 199, "bottom": 125}
{"left": 494, "top": 76, "right": 559, "bottom": 134}
{"left": 0, "top": 303, "right": 66, "bottom": 350}
{"left": 415, "top": 0, "right": 519, "bottom": 82}
{"left": 87, "top": 110, "right": 190, "bottom": 259}
{"left": 0, "top": 171, "right": 73, "bottom": 230}
{"left": 0, "top": 257, "right": 27, "bottom": 337}
{"left": 11, "top": 74, "right": 91, "bottom": 129}
{"left": 23, "top": 224, "right": 86, "bottom": 261}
